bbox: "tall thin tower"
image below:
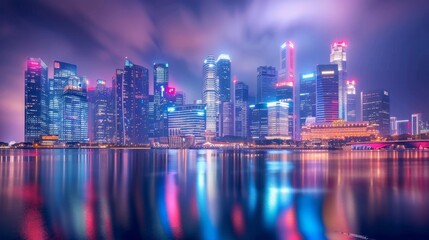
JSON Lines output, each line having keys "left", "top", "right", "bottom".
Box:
{"left": 279, "top": 41, "right": 298, "bottom": 139}
{"left": 202, "top": 55, "right": 219, "bottom": 136}
{"left": 330, "top": 41, "right": 347, "bottom": 120}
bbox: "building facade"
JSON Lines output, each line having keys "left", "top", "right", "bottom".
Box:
{"left": 24, "top": 58, "right": 49, "bottom": 142}
{"left": 257, "top": 66, "right": 277, "bottom": 103}
{"left": 167, "top": 104, "right": 206, "bottom": 141}
{"left": 299, "top": 72, "right": 317, "bottom": 127}
{"left": 330, "top": 41, "right": 347, "bottom": 120}
{"left": 61, "top": 76, "right": 88, "bottom": 142}
{"left": 94, "top": 79, "right": 115, "bottom": 143}
{"left": 153, "top": 63, "right": 169, "bottom": 137}
{"left": 411, "top": 113, "right": 422, "bottom": 135}
{"left": 250, "top": 103, "right": 268, "bottom": 139}
{"left": 361, "top": 89, "right": 390, "bottom": 136}
{"left": 267, "top": 101, "right": 289, "bottom": 139}
{"left": 202, "top": 55, "right": 219, "bottom": 135}
{"left": 115, "top": 59, "right": 149, "bottom": 145}
{"left": 235, "top": 81, "right": 249, "bottom": 138}
{"left": 316, "top": 64, "right": 339, "bottom": 123}
{"left": 346, "top": 80, "right": 357, "bottom": 122}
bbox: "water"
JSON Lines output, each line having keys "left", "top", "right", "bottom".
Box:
{"left": 0, "top": 149, "right": 429, "bottom": 239}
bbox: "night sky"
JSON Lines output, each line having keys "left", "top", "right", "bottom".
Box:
{"left": 1, "top": 0, "right": 429, "bottom": 142}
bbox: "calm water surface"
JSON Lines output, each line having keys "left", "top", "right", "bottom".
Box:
{"left": 0, "top": 149, "right": 429, "bottom": 239}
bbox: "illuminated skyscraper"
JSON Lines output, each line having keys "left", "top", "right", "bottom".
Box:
{"left": 267, "top": 101, "right": 289, "bottom": 139}
{"left": 216, "top": 54, "right": 231, "bottom": 103}
{"left": 221, "top": 102, "right": 234, "bottom": 137}
{"left": 299, "top": 72, "right": 316, "bottom": 127}
{"left": 362, "top": 89, "right": 390, "bottom": 136}
{"left": 279, "top": 41, "right": 298, "bottom": 139}
{"left": 115, "top": 58, "right": 149, "bottom": 145}
{"left": 94, "top": 79, "right": 115, "bottom": 143}
{"left": 202, "top": 55, "right": 219, "bottom": 135}
{"left": 330, "top": 41, "right": 347, "bottom": 120}
{"left": 316, "top": 64, "right": 339, "bottom": 123}
{"left": 153, "top": 63, "right": 169, "bottom": 137}
{"left": 50, "top": 61, "right": 77, "bottom": 136}
{"left": 24, "top": 58, "right": 48, "bottom": 142}
{"left": 250, "top": 103, "right": 268, "bottom": 139}
{"left": 61, "top": 76, "right": 88, "bottom": 142}
{"left": 411, "top": 113, "right": 422, "bottom": 135}
{"left": 235, "top": 81, "right": 249, "bottom": 138}
{"left": 257, "top": 66, "right": 277, "bottom": 103}
{"left": 276, "top": 81, "right": 293, "bottom": 138}
{"left": 346, "top": 80, "right": 357, "bottom": 122}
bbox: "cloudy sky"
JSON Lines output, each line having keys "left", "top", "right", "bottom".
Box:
{"left": 1, "top": 0, "right": 429, "bottom": 141}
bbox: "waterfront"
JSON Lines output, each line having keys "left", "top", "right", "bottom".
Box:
{"left": 0, "top": 149, "right": 429, "bottom": 239}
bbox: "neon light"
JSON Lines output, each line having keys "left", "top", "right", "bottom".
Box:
{"left": 288, "top": 41, "right": 294, "bottom": 48}
{"left": 249, "top": 105, "right": 255, "bottom": 108}
{"left": 276, "top": 81, "right": 293, "bottom": 87}
{"left": 166, "top": 87, "right": 176, "bottom": 95}
{"left": 54, "top": 62, "right": 60, "bottom": 68}
{"left": 197, "top": 111, "right": 205, "bottom": 116}
{"left": 267, "top": 102, "right": 278, "bottom": 107}
{"left": 281, "top": 42, "right": 287, "bottom": 49}
{"left": 302, "top": 73, "right": 315, "bottom": 79}
{"left": 321, "top": 71, "right": 335, "bottom": 75}
{"left": 167, "top": 107, "right": 175, "bottom": 112}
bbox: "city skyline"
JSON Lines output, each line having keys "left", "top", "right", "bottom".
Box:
{"left": 1, "top": 0, "right": 429, "bottom": 141}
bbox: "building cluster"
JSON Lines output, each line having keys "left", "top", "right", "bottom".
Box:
{"left": 24, "top": 40, "right": 427, "bottom": 146}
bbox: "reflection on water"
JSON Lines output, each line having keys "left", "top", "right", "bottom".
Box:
{"left": 1, "top": 149, "right": 429, "bottom": 239}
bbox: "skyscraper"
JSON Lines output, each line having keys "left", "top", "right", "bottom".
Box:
{"left": 250, "top": 103, "right": 268, "bottom": 140}
{"left": 411, "top": 113, "right": 422, "bottom": 135}
{"left": 50, "top": 61, "right": 77, "bottom": 137}
{"left": 115, "top": 58, "right": 149, "bottom": 145}
{"left": 330, "top": 41, "right": 347, "bottom": 120}
{"left": 299, "top": 72, "right": 316, "bottom": 127}
{"left": 267, "top": 101, "right": 289, "bottom": 138}
{"left": 397, "top": 120, "right": 410, "bottom": 135}
{"left": 279, "top": 41, "right": 295, "bottom": 82}
{"left": 153, "top": 63, "right": 169, "bottom": 137}
{"left": 221, "top": 102, "right": 234, "bottom": 137}
{"left": 24, "top": 58, "right": 48, "bottom": 142}
{"left": 235, "top": 81, "right": 249, "bottom": 138}
{"left": 61, "top": 76, "right": 88, "bottom": 142}
{"left": 276, "top": 81, "right": 293, "bottom": 138}
{"left": 257, "top": 66, "right": 277, "bottom": 103}
{"left": 216, "top": 54, "right": 231, "bottom": 103}
{"left": 316, "top": 64, "right": 339, "bottom": 123}
{"left": 202, "top": 55, "right": 219, "bottom": 135}
{"left": 175, "top": 91, "right": 186, "bottom": 105}
{"left": 362, "top": 89, "right": 390, "bottom": 136}
{"left": 346, "top": 80, "right": 357, "bottom": 122}
{"left": 94, "top": 79, "right": 114, "bottom": 143}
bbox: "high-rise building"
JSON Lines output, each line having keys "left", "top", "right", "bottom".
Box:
{"left": 362, "top": 89, "right": 390, "bottom": 136}
{"left": 257, "top": 66, "right": 277, "bottom": 103}
{"left": 235, "top": 81, "right": 249, "bottom": 138}
{"left": 153, "top": 63, "right": 169, "bottom": 137}
{"left": 167, "top": 104, "right": 206, "bottom": 142}
{"left": 202, "top": 55, "right": 219, "bottom": 135}
{"left": 50, "top": 61, "right": 77, "bottom": 136}
{"left": 411, "top": 113, "right": 422, "bottom": 135}
{"left": 115, "top": 58, "right": 149, "bottom": 145}
{"left": 299, "top": 72, "right": 316, "bottom": 127}
{"left": 24, "top": 58, "right": 48, "bottom": 142}
{"left": 330, "top": 41, "right": 347, "bottom": 120}
{"left": 346, "top": 80, "right": 357, "bottom": 122}
{"left": 221, "top": 102, "right": 234, "bottom": 137}
{"left": 279, "top": 41, "right": 295, "bottom": 82}
{"left": 267, "top": 101, "right": 289, "bottom": 139}
{"left": 390, "top": 116, "right": 398, "bottom": 135}
{"left": 61, "top": 76, "right": 88, "bottom": 142}
{"left": 216, "top": 54, "right": 231, "bottom": 103}
{"left": 250, "top": 103, "right": 268, "bottom": 139}
{"left": 316, "top": 64, "right": 339, "bottom": 123}
{"left": 276, "top": 81, "right": 294, "bottom": 138}
{"left": 94, "top": 79, "right": 115, "bottom": 143}
{"left": 397, "top": 120, "right": 410, "bottom": 135}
